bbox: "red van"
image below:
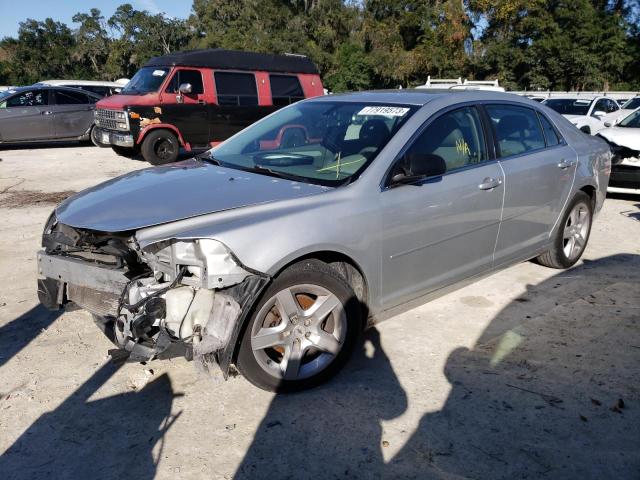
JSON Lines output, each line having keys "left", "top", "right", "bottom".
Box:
{"left": 92, "top": 49, "right": 324, "bottom": 164}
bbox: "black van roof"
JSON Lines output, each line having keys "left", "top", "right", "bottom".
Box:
{"left": 144, "top": 49, "right": 319, "bottom": 75}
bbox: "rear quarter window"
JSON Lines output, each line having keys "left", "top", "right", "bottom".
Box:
{"left": 537, "top": 112, "right": 561, "bottom": 147}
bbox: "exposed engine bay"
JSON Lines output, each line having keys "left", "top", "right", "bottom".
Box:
{"left": 37, "top": 214, "right": 269, "bottom": 377}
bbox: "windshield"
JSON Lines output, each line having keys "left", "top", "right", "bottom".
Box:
{"left": 618, "top": 109, "right": 640, "bottom": 128}
{"left": 206, "top": 101, "right": 417, "bottom": 186}
{"left": 544, "top": 99, "right": 593, "bottom": 116}
{"left": 621, "top": 97, "right": 640, "bottom": 110}
{"left": 121, "top": 67, "right": 170, "bottom": 94}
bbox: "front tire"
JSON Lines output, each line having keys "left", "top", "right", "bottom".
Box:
{"left": 536, "top": 191, "right": 593, "bottom": 269}
{"left": 236, "top": 260, "right": 362, "bottom": 392}
{"left": 141, "top": 130, "right": 179, "bottom": 165}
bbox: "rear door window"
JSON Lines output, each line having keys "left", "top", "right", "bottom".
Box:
{"left": 404, "top": 106, "right": 488, "bottom": 172}
{"left": 166, "top": 69, "right": 204, "bottom": 95}
{"left": 54, "top": 89, "right": 95, "bottom": 105}
{"left": 214, "top": 72, "right": 258, "bottom": 106}
{"left": 5, "top": 90, "right": 48, "bottom": 107}
{"left": 486, "top": 105, "right": 546, "bottom": 157}
{"left": 269, "top": 75, "right": 304, "bottom": 106}
{"left": 537, "top": 112, "right": 561, "bottom": 147}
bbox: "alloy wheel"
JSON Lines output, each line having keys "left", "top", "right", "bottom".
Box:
{"left": 250, "top": 284, "right": 346, "bottom": 381}
{"left": 563, "top": 202, "right": 591, "bottom": 260}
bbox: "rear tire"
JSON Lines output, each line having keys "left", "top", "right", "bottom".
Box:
{"left": 141, "top": 130, "right": 179, "bottom": 165}
{"left": 236, "top": 259, "right": 362, "bottom": 393}
{"left": 90, "top": 126, "right": 101, "bottom": 146}
{"left": 535, "top": 191, "right": 593, "bottom": 269}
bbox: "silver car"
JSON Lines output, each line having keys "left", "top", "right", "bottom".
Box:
{"left": 37, "top": 90, "right": 611, "bottom": 391}
{"left": 0, "top": 86, "right": 100, "bottom": 144}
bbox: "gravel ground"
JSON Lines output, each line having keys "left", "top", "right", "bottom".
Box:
{"left": 0, "top": 144, "right": 638, "bottom": 479}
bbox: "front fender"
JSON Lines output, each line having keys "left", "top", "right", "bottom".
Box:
{"left": 137, "top": 123, "right": 191, "bottom": 151}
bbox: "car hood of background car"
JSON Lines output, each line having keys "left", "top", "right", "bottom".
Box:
{"left": 55, "top": 159, "right": 330, "bottom": 232}
{"left": 598, "top": 126, "right": 640, "bottom": 151}
{"left": 562, "top": 114, "right": 584, "bottom": 121}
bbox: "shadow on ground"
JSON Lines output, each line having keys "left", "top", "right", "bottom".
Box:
{"left": 0, "top": 305, "right": 62, "bottom": 369}
{"left": 0, "top": 142, "right": 91, "bottom": 151}
{"left": 236, "top": 254, "right": 640, "bottom": 479}
{"left": 0, "top": 360, "right": 181, "bottom": 480}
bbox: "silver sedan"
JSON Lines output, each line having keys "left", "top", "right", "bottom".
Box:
{"left": 37, "top": 90, "right": 611, "bottom": 391}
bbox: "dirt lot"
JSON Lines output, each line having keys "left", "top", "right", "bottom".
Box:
{"left": 0, "top": 144, "right": 638, "bottom": 479}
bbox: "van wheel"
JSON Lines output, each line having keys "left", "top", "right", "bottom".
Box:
{"left": 236, "top": 260, "right": 361, "bottom": 393}
{"left": 535, "top": 191, "right": 593, "bottom": 269}
{"left": 111, "top": 145, "right": 140, "bottom": 158}
{"left": 141, "top": 130, "right": 179, "bottom": 165}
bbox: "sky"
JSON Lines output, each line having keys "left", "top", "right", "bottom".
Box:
{"left": 0, "top": 0, "right": 193, "bottom": 39}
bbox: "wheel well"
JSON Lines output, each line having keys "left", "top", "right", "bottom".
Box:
{"left": 137, "top": 125, "right": 183, "bottom": 146}
{"left": 277, "top": 251, "right": 369, "bottom": 313}
{"left": 579, "top": 185, "right": 596, "bottom": 209}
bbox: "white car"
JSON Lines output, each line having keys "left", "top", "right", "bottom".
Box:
{"left": 603, "top": 97, "right": 640, "bottom": 127}
{"left": 597, "top": 108, "right": 640, "bottom": 194}
{"left": 543, "top": 96, "right": 620, "bottom": 134}
{"left": 33, "top": 79, "right": 129, "bottom": 97}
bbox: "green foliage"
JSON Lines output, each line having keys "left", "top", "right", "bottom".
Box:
{"left": 0, "top": 1, "right": 639, "bottom": 91}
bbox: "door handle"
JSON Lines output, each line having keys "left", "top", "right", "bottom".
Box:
{"left": 557, "top": 159, "right": 575, "bottom": 169}
{"left": 198, "top": 99, "right": 207, "bottom": 105}
{"left": 478, "top": 177, "right": 502, "bottom": 190}
{"left": 41, "top": 111, "right": 53, "bottom": 116}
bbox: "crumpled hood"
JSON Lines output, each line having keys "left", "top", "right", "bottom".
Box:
{"left": 598, "top": 126, "right": 640, "bottom": 151}
{"left": 55, "top": 159, "right": 330, "bottom": 232}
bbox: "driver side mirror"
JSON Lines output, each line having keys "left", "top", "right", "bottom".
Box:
{"left": 391, "top": 153, "right": 447, "bottom": 186}
{"left": 592, "top": 110, "right": 606, "bottom": 119}
{"left": 178, "top": 83, "right": 193, "bottom": 94}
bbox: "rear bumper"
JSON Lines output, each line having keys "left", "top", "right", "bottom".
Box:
{"left": 93, "top": 127, "right": 134, "bottom": 148}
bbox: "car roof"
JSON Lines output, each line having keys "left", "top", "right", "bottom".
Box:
{"left": 144, "top": 48, "right": 319, "bottom": 74}
{"left": 543, "top": 96, "right": 598, "bottom": 101}
{"left": 2, "top": 85, "right": 101, "bottom": 98}
{"left": 306, "top": 89, "right": 537, "bottom": 106}
{"left": 35, "top": 79, "right": 123, "bottom": 87}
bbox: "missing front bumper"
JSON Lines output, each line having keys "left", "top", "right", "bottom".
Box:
{"left": 36, "top": 250, "right": 271, "bottom": 377}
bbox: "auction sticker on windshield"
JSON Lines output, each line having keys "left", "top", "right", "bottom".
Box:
{"left": 358, "top": 106, "right": 410, "bottom": 117}
{"left": 152, "top": 70, "right": 167, "bottom": 76}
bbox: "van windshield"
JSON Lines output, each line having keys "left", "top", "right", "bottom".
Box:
{"left": 205, "top": 101, "right": 418, "bottom": 186}
{"left": 121, "top": 67, "right": 170, "bottom": 94}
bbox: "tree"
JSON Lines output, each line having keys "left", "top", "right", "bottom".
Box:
{"left": 72, "top": 9, "right": 109, "bottom": 79}
{"left": 1, "top": 18, "right": 76, "bottom": 84}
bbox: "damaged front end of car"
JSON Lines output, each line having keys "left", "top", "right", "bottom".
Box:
{"left": 37, "top": 213, "right": 269, "bottom": 378}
